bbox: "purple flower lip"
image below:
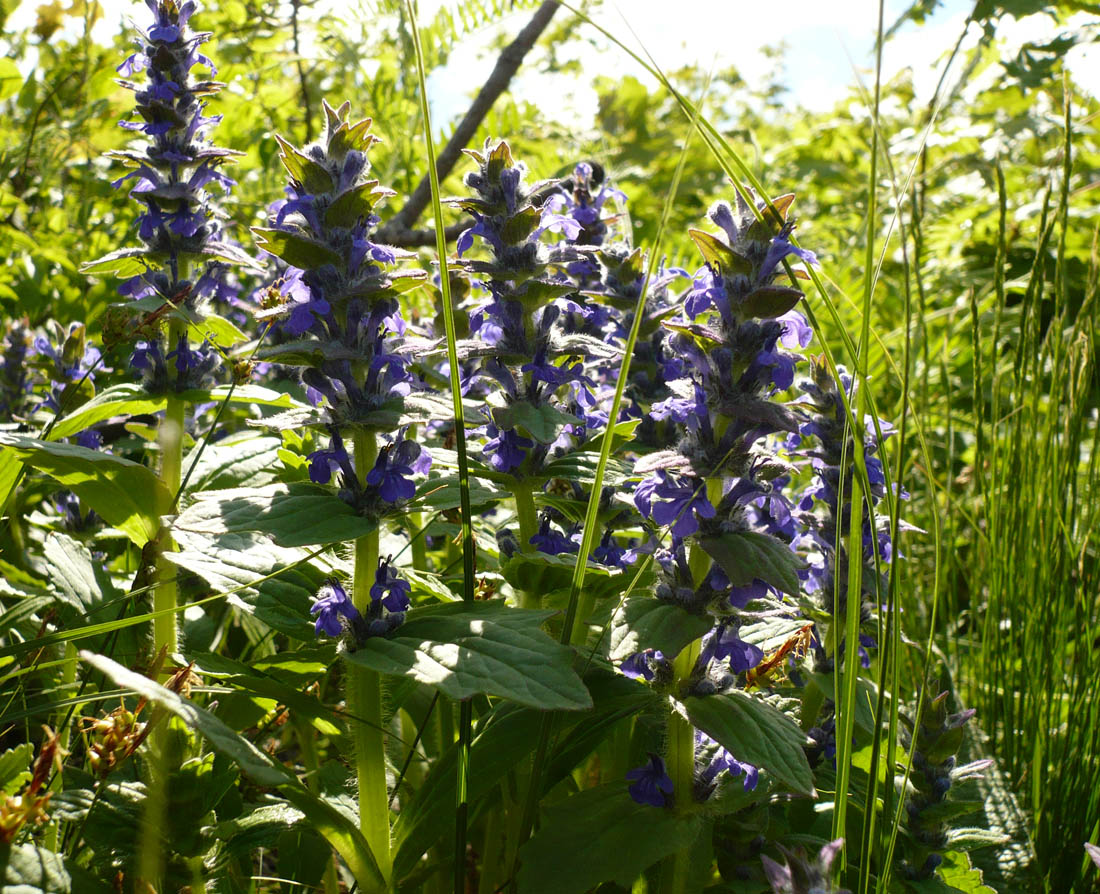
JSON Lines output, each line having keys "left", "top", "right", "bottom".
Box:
{"left": 310, "top": 579, "right": 360, "bottom": 637}
{"left": 626, "top": 753, "right": 673, "bottom": 808}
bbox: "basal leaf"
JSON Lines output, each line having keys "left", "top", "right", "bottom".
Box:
{"left": 0, "top": 843, "right": 110, "bottom": 893}
{"left": 167, "top": 530, "right": 334, "bottom": 640}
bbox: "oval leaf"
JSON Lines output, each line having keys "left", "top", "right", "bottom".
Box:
{"left": 680, "top": 690, "right": 814, "bottom": 795}
{"left": 343, "top": 601, "right": 592, "bottom": 710}
{"left": 699, "top": 530, "right": 803, "bottom": 597}
{"left": 0, "top": 433, "right": 169, "bottom": 545}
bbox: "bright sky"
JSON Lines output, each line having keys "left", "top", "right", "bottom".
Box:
{"left": 8, "top": 0, "right": 1097, "bottom": 130}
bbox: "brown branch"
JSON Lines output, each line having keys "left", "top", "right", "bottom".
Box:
{"left": 386, "top": 219, "right": 471, "bottom": 248}
{"left": 290, "top": 0, "right": 314, "bottom": 142}
{"left": 377, "top": 0, "right": 560, "bottom": 242}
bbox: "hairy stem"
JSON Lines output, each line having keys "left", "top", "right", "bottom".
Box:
{"left": 349, "top": 431, "right": 391, "bottom": 882}
{"left": 660, "top": 642, "right": 701, "bottom": 894}
{"left": 513, "top": 482, "right": 540, "bottom": 609}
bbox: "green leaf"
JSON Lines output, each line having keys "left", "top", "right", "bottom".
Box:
{"left": 699, "top": 530, "right": 803, "bottom": 596}
{"left": 0, "top": 843, "right": 110, "bottom": 893}
{"left": 325, "top": 181, "right": 387, "bottom": 228}
{"left": 79, "top": 651, "right": 386, "bottom": 891}
{"left": 189, "top": 311, "right": 249, "bottom": 349}
{"left": 500, "top": 206, "right": 541, "bottom": 244}
{"left": 342, "top": 601, "right": 591, "bottom": 710}
{"left": 908, "top": 849, "right": 997, "bottom": 892}
{"left": 45, "top": 382, "right": 303, "bottom": 444}
{"left": 411, "top": 474, "right": 501, "bottom": 511}
{"left": 173, "top": 482, "right": 377, "bottom": 548}
{"left": 275, "top": 134, "right": 334, "bottom": 194}
{"left": 0, "top": 744, "right": 32, "bottom": 795}
{"left": 252, "top": 227, "right": 342, "bottom": 269}
{"left": 188, "top": 651, "right": 342, "bottom": 736}
{"left": 680, "top": 690, "right": 814, "bottom": 795}
{"left": 82, "top": 651, "right": 284, "bottom": 785}
{"left": 608, "top": 597, "right": 712, "bottom": 661}
{"left": 688, "top": 227, "right": 753, "bottom": 276}
{"left": 393, "top": 704, "right": 543, "bottom": 878}
{"left": 501, "top": 552, "right": 626, "bottom": 606}
{"left": 516, "top": 784, "right": 703, "bottom": 894}
{"left": 0, "top": 433, "right": 169, "bottom": 545}
{"left": 740, "top": 616, "right": 815, "bottom": 652}
{"left": 740, "top": 285, "right": 804, "bottom": 319}
{"left": 0, "top": 58, "right": 22, "bottom": 101}
{"left": 807, "top": 672, "right": 877, "bottom": 734}
{"left": 491, "top": 399, "right": 579, "bottom": 443}
{"left": 79, "top": 247, "right": 153, "bottom": 277}
{"left": 167, "top": 530, "right": 333, "bottom": 640}
{"left": 182, "top": 435, "right": 282, "bottom": 493}
{"left": 0, "top": 448, "right": 20, "bottom": 515}
{"left": 43, "top": 532, "right": 121, "bottom": 615}
{"left": 543, "top": 451, "right": 631, "bottom": 487}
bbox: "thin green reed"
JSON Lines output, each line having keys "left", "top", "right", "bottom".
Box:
{"left": 403, "top": 6, "right": 478, "bottom": 893}
{"left": 962, "top": 85, "right": 1100, "bottom": 889}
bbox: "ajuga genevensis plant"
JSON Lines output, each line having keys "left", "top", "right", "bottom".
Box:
{"left": 0, "top": 1, "right": 1001, "bottom": 892}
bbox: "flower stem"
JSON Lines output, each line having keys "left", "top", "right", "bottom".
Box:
{"left": 513, "top": 481, "right": 541, "bottom": 609}
{"left": 154, "top": 363, "right": 185, "bottom": 664}
{"left": 514, "top": 481, "right": 538, "bottom": 553}
{"left": 350, "top": 430, "right": 392, "bottom": 883}
{"left": 660, "top": 641, "right": 701, "bottom": 894}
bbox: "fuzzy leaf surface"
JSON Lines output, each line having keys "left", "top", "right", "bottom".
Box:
{"left": 680, "top": 690, "right": 814, "bottom": 795}
{"left": 342, "top": 601, "right": 591, "bottom": 710}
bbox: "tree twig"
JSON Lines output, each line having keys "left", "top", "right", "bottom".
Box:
{"left": 387, "top": 219, "right": 470, "bottom": 248}
{"left": 290, "top": 0, "right": 314, "bottom": 141}
{"left": 377, "top": 0, "right": 560, "bottom": 242}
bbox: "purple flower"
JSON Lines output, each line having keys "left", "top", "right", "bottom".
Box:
{"left": 703, "top": 747, "right": 759, "bottom": 791}
{"left": 650, "top": 381, "right": 707, "bottom": 431}
{"left": 307, "top": 428, "right": 356, "bottom": 486}
{"left": 529, "top": 516, "right": 580, "bottom": 556}
{"left": 684, "top": 267, "right": 730, "bottom": 322}
{"left": 310, "top": 579, "right": 360, "bottom": 636}
{"left": 281, "top": 269, "right": 331, "bottom": 336}
{"left": 758, "top": 234, "right": 819, "bottom": 283}
{"left": 619, "top": 649, "right": 665, "bottom": 682}
{"left": 366, "top": 433, "right": 429, "bottom": 503}
{"left": 370, "top": 561, "right": 412, "bottom": 613}
{"left": 634, "top": 471, "right": 716, "bottom": 538}
{"left": 483, "top": 424, "right": 533, "bottom": 474}
{"left": 593, "top": 530, "right": 628, "bottom": 567}
{"left": 626, "top": 754, "right": 674, "bottom": 808}
{"left": 701, "top": 623, "right": 765, "bottom": 674}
